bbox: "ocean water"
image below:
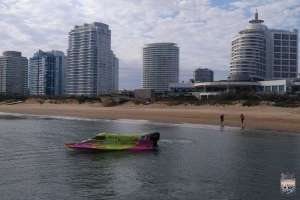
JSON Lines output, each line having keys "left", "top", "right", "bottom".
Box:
{"left": 0, "top": 113, "right": 299, "bottom": 200}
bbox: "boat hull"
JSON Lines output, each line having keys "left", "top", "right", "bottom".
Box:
{"left": 65, "top": 132, "right": 160, "bottom": 152}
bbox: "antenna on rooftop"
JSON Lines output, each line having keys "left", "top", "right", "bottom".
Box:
{"left": 249, "top": 8, "right": 264, "bottom": 24}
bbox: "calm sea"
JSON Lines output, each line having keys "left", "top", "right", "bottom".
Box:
{"left": 0, "top": 113, "right": 299, "bottom": 200}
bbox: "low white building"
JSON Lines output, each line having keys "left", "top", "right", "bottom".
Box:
{"left": 169, "top": 82, "right": 194, "bottom": 92}
{"left": 192, "top": 79, "right": 300, "bottom": 99}
{"left": 258, "top": 80, "right": 289, "bottom": 94}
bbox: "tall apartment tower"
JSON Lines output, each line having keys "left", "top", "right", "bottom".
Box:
{"left": 66, "top": 22, "right": 118, "bottom": 96}
{"left": 143, "top": 43, "right": 179, "bottom": 92}
{"left": 230, "top": 11, "right": 298, "bottom": 81}
{"left": 51, "top": 50, "right": 66, "bottom": 96}
{"left": 270, "top": 29, "right": 298, "bottom": 79}
{"left": 111, "top": 52, "right": 119, "bottom": 92}
{"left": 0, "top": 51, "right": 28, "bottom": 96}
{"left": 194, "top": 68, "right": 214, "bottom": 82}
{"left": 29, "top": 50, "right": 66, "bottom": 96}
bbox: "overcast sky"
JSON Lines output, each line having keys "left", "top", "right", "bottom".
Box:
{"left": 0, "top": 0, "right": 300, "bottom": 89}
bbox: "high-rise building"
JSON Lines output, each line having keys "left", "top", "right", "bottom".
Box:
{"left": 66, "top": 22, "right": 118, "bottom": 96}
{"left": 229, "top": 11, "right": 298, "bottom": 81}
{"left": 0, "top": 51, "right": 28, "bottom": 96}
{"left": 194, "top": 68, "right": 214, "bottom": 82}
{"left": 51, "top": 50, "right": 66, "bottom": 96}
{"left": 270, "top": 30, "right": 298, "bottom": 79}
{"left": 111, "top": 52, "right": 119, "bottom": 92}
{"left": 29, "top": 50, "right": 66, "bottom": 96}
{"left": 143, "top": 43, "right": 179, "bottom": 92}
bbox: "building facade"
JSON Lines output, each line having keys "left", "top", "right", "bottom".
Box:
{"left": 29, "top": 50, "right": 66, "bottom": 96}
{"left": 111, "top": 52, "right": 119, "bottom": 92}
{"left": 193, "top": 79, "right": 300, "bottom": 99}
{"left": 0, "top": 51, "right": 28, "bottom": 96}
{"left": 229, "top": 11, "right": 298, "bottom": 81}
{"left": 143, "top": 43, "right": 179, "bottom": 92}
{"left": 51, "top": 50, "right": 66, "bottom": 96}
{"left": 66, "top": 22, "right": 118, "bottom": 96}
{"left": 194, "top": 68, "right": 214, "bottom": 82}
{"left": 270, "top": 29, "right": 298, "bottom": 79}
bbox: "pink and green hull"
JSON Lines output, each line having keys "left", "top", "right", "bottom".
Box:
{"left": 65, "top": 132, "right": 160, "bottom": 151}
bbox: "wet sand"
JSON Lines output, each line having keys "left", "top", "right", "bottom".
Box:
{"left": 0, "top": 102, "right": 299, "bottom": 133}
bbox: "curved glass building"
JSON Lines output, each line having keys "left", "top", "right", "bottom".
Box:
{"left": 230, "top": 11, "right": 268, "bottom": 81}
{"left": 143, "top": 43, "right": 179, "bottom": 92}
{"left": 229, "top": 11, "right": 298, "bottom": 81}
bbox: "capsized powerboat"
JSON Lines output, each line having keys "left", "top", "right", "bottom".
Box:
{"left": 65, "top": 132, "right": 160, "bottom": 151}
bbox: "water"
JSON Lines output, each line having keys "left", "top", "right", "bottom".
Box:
{"left": 0, "top": 113, "right": 299, "bottom": 200}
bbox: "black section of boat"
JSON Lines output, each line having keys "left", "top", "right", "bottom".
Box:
{"left": 149, "top": 132, "right": 160, "bottom": 147}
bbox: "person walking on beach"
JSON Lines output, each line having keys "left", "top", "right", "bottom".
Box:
{"left": 220, "top": 114, "right": 225, "bottom": 127}
{"left": 240, "top": 113, "right": 245, "bottom": 129}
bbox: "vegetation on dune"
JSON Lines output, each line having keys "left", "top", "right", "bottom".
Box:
{"left": 0, "top": 93, "right": 300, "bottom": 107}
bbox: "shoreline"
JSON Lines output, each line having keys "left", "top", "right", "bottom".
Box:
{"left": 0, "top": 103, "right": 299, "bottom": 133}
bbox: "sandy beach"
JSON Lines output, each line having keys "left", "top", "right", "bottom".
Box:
{"left": 0, "top": 103, "right": 300, "bottom": 133}
{"left": 0, "top": 102, "right": 299, "bottom": 133}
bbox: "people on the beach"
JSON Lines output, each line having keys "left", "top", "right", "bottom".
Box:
{"left": 219, "top": 113, "right": 245, "bottom": 130}
{"left": 240, "top": 113, "right": 245, "bottom": 129}
{"left": 220, "top": 114, "right": 224, "bottom": 127}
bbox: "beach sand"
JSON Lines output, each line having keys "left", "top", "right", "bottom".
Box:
{"left": 0, "top": 102, "right": 299, "bottom": 133}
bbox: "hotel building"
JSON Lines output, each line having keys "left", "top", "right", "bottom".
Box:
{"left": 143, "top": 43, "right": 179, "bottom": 92}
{"left": 29, "top": 50, "right": 66, "bottom": 96}
{"left": 0, "top": 51, "right": 28, "bottom": 96}
{"left": 230, "top": 11, "right": 298, "bottom": 81}
{"left": 194, "top": 68, "right": 214, "bottom": 82}
{"left": 66, "top": 22, "right": 118, "bottom": 96}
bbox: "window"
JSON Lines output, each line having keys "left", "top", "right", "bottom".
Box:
{"left": 279, "top": 85, "right": 285, "bottom": 92}
{"left": 290, "top": 60, "right": 297, "bottom": 65}
{"left": 274, "top": 59, "right": 281, "bottom": 65}
{"left": 274, "top": 34, "right": 281, "bottom": 39}
{"left": 282, "top": 41, "right": 289, "bottom": 46}
{"left": 265, "top": 86, "right": 271, "bottom": 92}
{"left": 272, "top": 86, "right": 278, "bottom": 92}
{"left": 282, "top": 66, "right": 289, "bottom": 72}
{"left": 290, "top": 41, "right": 297, "bottom": 46}
{"left": 282, "top": 60, "right": 289, "bottom": 65}
{"left": 273, "top": 73, "right": 281, "bottom": 78}
{"left": 282, "top": 34, "right": 289, "bottom": 40}
{"left": 290, "top": 54, "right": 297, "bottom": 59}
{"left": 274, "top": 53, "right": 281, "bottom": 58}
{"left": 282, "top": 53, "right": 289, "bottom": 59}
{"left": 290, "top": 47, "right": 297, "bottom": 53}
{"left": 273, "top": 66, "right": 281, "bottom": 71}
{"left": 290, "top": 73, "right": 297, "bottom": 78}
{"left": 282, "top": 47, "right": 289, "bottom": 52}
{"left": 274, "top": 47, "right": 281, "bottom": 52}
{"left": 290, "top": 67, "right": 297, "bottom": 72}
{"left": 290, "top": 35, "right": 297, "bottom": 40}
{"left": 274, "top": 40, "right": 281, "bottom": 45}
{"left": 282, "top": 73, "right": 289, "bottom": 78}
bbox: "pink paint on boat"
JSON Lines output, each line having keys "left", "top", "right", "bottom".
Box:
{"left": 65, "top": 132, "right": 160, "bottom": 151}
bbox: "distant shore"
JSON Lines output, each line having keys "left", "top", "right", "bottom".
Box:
{"left": 0, "top": 102, "right": 299, "bottom": 133}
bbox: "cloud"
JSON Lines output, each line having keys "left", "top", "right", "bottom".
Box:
{"left": 0, "top": 0, "right": 299, "bottom": 89}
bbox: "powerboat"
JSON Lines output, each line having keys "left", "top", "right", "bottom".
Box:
{"left": 65, "top": 132, "right": 160, "bottom": 151}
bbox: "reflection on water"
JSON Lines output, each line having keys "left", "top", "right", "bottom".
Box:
{"left": 281, "top": 172, "right": 296, "bottom": 196}
{"left": 0, "top": 114, "right": 299, "bottom": 199}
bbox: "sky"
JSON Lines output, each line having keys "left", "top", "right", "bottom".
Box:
{"left": 0, "top": 0, "right": 300, "bottom": 89}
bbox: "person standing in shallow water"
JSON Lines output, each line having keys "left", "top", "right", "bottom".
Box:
{"left": 240, "top": 113, "right": 245, "bottom": 129}
{"left": 220, "top": 114, "right": 225, "bottom": 127}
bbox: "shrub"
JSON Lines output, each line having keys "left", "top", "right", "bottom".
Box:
{"left": 101, "top": 97, "right": 117, "bottom": 107}
{"left": 242, "top": 100, "right": 260, "bottom": 107}
{"left": 38, "top": 99, "right": 45, "bottom": 104}
{"left": 273, "top": 100, "right": 300, "bottom": 108}
{"left": 165, "top": 101, "right": 181, "bottom": 106}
